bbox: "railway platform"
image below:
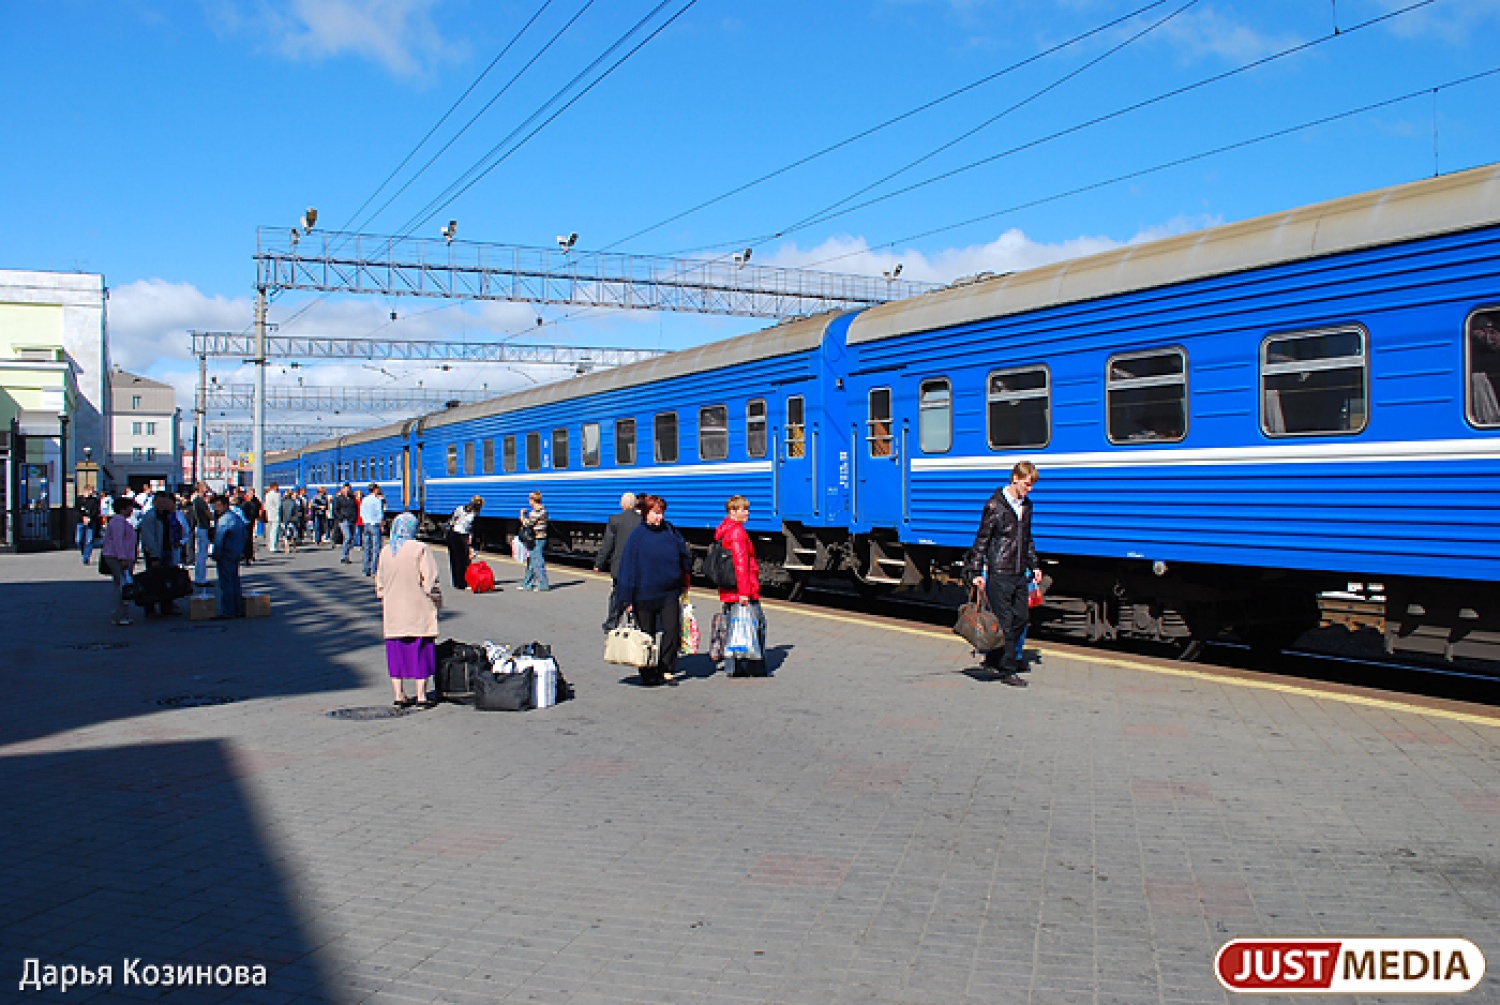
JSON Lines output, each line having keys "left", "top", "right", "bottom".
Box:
{"left": 2, "top": 545, "right": 1497, "bottom": 1004}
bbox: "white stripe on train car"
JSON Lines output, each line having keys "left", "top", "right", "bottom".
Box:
{"left": 910, "top": 437, "right": 1500, "bottom": 473}
{"left": 427, "top": 460, "right": 774, "bottom": 485}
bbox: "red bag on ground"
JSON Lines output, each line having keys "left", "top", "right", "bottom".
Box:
{"left": 466, "top": 561, "right": 495, "bottom": 594}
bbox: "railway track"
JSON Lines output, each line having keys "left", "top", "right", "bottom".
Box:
{"left": 790, "top": 579, "right": 1500, "bottom": 707}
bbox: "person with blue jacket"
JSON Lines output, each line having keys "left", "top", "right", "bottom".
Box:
{"left": 211, "top": 494, "right": 248, "bottom": 619}
{"left": 615, "top": 494, "right": 693, "bottom": 687}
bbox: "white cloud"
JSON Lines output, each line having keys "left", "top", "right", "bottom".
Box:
{"left": 205, "top": 0, "right": 458, "bottom": 78}
{"left": 763, "top": 213, "right": 1219, "bottom": 285}
{"left": 1372, "top": 0, "right": 1500, "bottom": 44}
{"left": 1152, "top": 6, "right": 1304, "bottom": 64}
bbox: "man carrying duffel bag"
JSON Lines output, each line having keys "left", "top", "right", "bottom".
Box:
{"left": 966, "top": 461, "right": 1041, "bottom": 688}
{"left": 137, "top": 491, "right": 187, "bottom": 617}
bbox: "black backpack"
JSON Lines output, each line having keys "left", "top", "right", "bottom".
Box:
{"left": 704, "top": 540, "right": 739, "bottom": 591}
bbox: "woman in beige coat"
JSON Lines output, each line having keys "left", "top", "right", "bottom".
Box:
{"left": 375, "top": 512, "right": 443, "bottom": 707}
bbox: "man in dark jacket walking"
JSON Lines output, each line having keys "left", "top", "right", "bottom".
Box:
{"left": 333, "top": 485, "right": 359, "bottom": 563}
{"left": 966, "top": 461, "right": 1040, "bottom": 687}
{"left": 594, "top": 491, "right": 642, "bottom": 630}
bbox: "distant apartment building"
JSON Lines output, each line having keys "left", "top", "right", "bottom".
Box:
{"left": 110, "top": 369, "right": 181, "bottom": 491}
{"left": 0, "top": 270, "right": 108, "bottom": 550}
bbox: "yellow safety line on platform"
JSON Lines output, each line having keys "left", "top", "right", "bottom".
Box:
{"left": 753, "top": 597, "right": 1500, "bottom": 729}
{"left": 467, "top": 550, "right": 1496, "bottom": 729}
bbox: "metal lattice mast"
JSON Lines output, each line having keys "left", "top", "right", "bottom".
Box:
{"left": 189, "top": 331, "right": 670, "bottom": 366}
{"left": 203, "top": 384, "right": 492, "bottom": 412}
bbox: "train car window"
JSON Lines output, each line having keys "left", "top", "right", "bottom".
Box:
{"left": 1107, "top": 349, "right": 1187, "bottom": 444}
{"left": 446, "top": 445, "right": 457, "bottom": 476}
{"left": 582, "top": 423, "right": 601, "bottom": 467}
{"left": 463, "top": 442, "right": 475, "bottom": 476}
{"left": 867, "top": 387, "right": 894, "bottom": 457}
{"left": 616, "top": 418, "right": 637, "bottom": 466}
{"left": 1260, "top": 327, "right": 1367, "bottom": 436}
{"left": 699, "top": 405, "right": 729, "bottom": 461}
{"left": 525, "top": 432, "right": 541, "bottom": 471}
{"left": 1467, "top": 308, "right": 1500, "bottom": 428}
{"left": 918, "top": 379, "right": 952, "bottom": 454}
{"left": 654, "top": 412, "right": 679, "bottom": 464}
{"left": 987, "top": 366, "right": 1051, "bottom": 449}
{"left": 747, "top": 399, "right": 768, "bottom": 458}
{"left": 503, "top": 435, "right": 516, "bottom": 473}
{"left": 482, "top": 438, "right": 495, "bottom": 474}
{"left": 786, "top": 396, "right": 806, "bottom": 459}
{"left": 552, "top": 428, "right": 569, "bottom": 469}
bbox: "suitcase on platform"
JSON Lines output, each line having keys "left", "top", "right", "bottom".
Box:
{"left": 434, "top": 639, "right": 486, "bottom": 704}
{"left": 474, "top": 666, "right": 534, "bottom": 711}
{"left": 133, "top": 565, "right": 192, "bottom": 608}
{"left": 465, "top": 560, "right": 495, "bottom": 593}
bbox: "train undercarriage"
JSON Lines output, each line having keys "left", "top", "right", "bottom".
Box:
{"left": 463, "top": 515, "right": 1500, "bottom": 664}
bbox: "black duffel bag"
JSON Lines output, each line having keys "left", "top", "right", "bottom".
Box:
{"left": 953, "top": 586, "right": 1004, "bottom": 652}
{"left": 474, "top": 667, "right": 534, "bottom": 712}
{"left": 434, "top": 639, "right": 486, "bottom": 704}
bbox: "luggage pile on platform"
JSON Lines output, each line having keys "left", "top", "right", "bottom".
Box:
{"left": 435, "top": 639, "right": 570, "bottom": 711}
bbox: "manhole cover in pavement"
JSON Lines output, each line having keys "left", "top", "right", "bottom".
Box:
{"left": 65, "top": 642, "right": 130, "bottom": 651}
{"left": 156, "top": 695, "right": 246, "bottom": 708}
{"left": 327, "top": 706, "right": 420, "bottom": 721}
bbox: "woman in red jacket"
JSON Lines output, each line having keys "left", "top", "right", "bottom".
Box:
{"left": 715, "top": 494, "right": 766, "bottom": 677}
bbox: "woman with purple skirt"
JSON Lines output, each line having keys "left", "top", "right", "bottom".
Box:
{"left": 375, "top": 512, "right": 443, "bottom": 707}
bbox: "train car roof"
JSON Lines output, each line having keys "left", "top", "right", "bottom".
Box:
{"left": 266, "top": 419, "right": 409, "bottom": 462}
{"left": 847, "top": 162, "right": 1500, "bottom": 345}
{"left": 421, "top": 310, "right": 842, "bottom": 430}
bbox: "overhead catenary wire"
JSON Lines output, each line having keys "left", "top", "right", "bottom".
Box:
{"left": 765, "top": 0, "right": 1201, "bottom": 252}
{"left": 797, "top": 65, "right": 1500, "bottom": 272}
{"left": 712, "top": 0, "right": 1441, "bottom": 257}
{"left": 349, "top": 0, "right": 600, "bottom": 239}
{"left": 393, "top": 0, "right": 699, "bottom": 241}
{"left": 336, "top": 0, "right": 557, "bottom": 237}
{"left": 598, "top": 0, "right": 1183, "bottom": 254}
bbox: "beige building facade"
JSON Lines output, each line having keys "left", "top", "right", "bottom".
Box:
{"left": 0, "top": 270, "right": 108, "bottom": 549}
{"left": 110, "top": 369, "right": 181, "bottom": 491}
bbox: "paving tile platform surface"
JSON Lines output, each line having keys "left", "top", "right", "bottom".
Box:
{"left": 2, "top": 546, "right": 1497, "bottom": 1004}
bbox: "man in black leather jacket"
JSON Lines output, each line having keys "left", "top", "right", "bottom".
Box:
{"left": 966, "top": 461, "right": 1040, "bottom": 687}
{"left": 595, "top": 492, "right": 642, "bottom": 630}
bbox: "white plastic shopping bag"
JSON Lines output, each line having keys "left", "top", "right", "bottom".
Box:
{"left": 726, "top": 602, "right": 761, "bottom": 660}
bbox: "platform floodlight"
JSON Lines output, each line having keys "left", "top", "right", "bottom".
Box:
{"left": 882, "top": 263, "right": 903, "bottom": 280}
{"left": 289, "top": 227, "right": 301, "bottom": 248}
{"left": 557, "top": 232, "right": 578, "bottom": 252}
{"left": 733, "top": 247, "right": 752, "bottom": 266}
{"left": 301, "top": 207, "right": 318, "bottom": 232}
{"left": 441, "top": 220, "right": 457, "bottom": 244}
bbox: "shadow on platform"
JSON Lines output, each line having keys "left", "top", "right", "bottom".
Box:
{"left": 0, "top": 739, "right": 338, "bottom": 1001}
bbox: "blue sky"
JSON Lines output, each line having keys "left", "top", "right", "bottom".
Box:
{"left": 4, "top": 0, "right": 1500, "bottom": 418}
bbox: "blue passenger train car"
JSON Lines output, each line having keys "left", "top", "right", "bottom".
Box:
{"left": 836, "top": 165, "right": 1500, "bottom": 656}
{"left": 261, "top": 165, "right": 1500, "bottom": 659}
{"left": 414, "top": 312, "right": 857, "bottom": 558}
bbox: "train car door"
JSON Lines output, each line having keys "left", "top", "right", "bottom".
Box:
{"left": 774, "top": 382, "right": 817, "bottom": 523}
{"left": 401, "top": 447, "right": 411, "bottom": 510}
{"left": 851, "top": 375, "right": 906, "bottom": 532}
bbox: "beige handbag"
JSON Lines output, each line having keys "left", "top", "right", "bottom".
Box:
{"left": 604, "top": 613, "right": 658, "bottom": 667}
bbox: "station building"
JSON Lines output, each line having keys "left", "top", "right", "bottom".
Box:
{"left": 109, "top": 368, "right": 181, "bottom": 492}
{"left": 0, "top": 270, "right": 109, "bottom": 551}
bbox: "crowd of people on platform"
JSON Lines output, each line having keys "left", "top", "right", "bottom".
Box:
{"left": 88, "top": 460, "right": 1043, "bottom": 700}
{"left": 87, "top": 480, "right": 392, "bottom": 626}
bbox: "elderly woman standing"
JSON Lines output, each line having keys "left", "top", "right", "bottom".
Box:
{"left": 616, "top": 494, "right": 693, "bottom": 686}
{"left": 375, "top": 512, "right": 443, "bottom": 707}
{"left": 101, "top": 495, "right": 139, "bottom": 626}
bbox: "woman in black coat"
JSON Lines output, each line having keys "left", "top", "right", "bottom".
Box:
{"left": 614, "top": 494, "right": 692, "bottom": 686}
